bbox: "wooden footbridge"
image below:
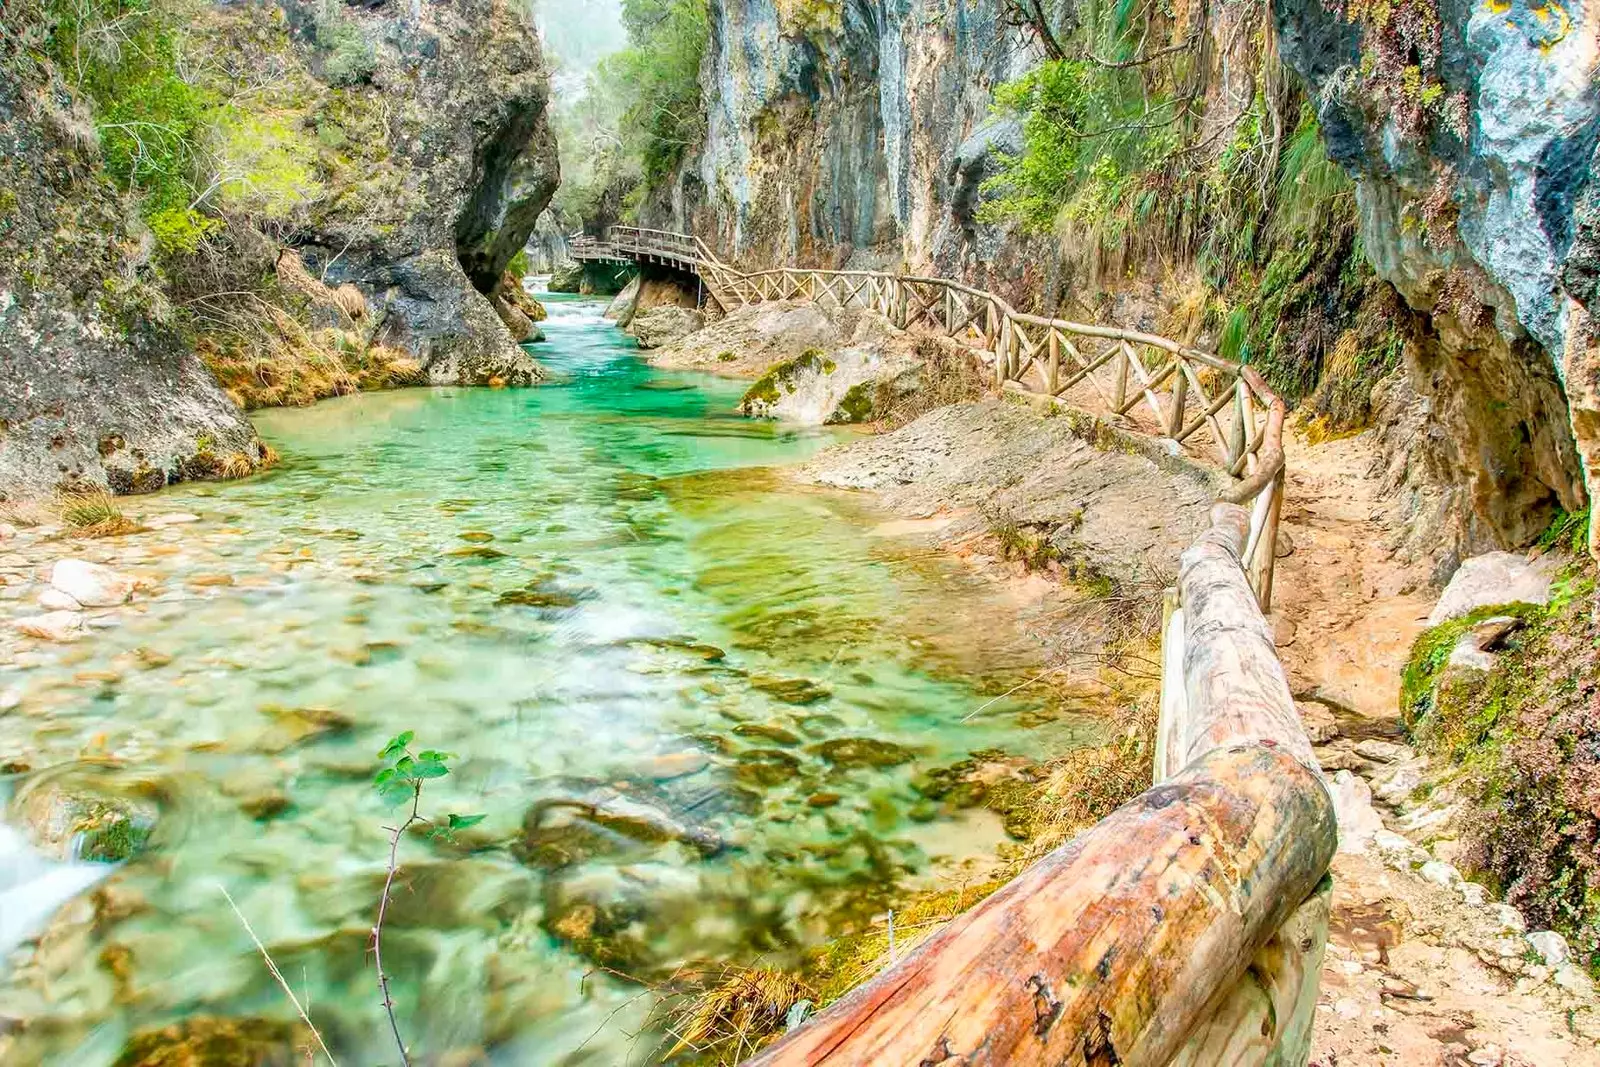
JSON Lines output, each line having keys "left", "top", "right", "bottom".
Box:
{"left": 572, "top": 227, "right": 1332, "bottom": 1067}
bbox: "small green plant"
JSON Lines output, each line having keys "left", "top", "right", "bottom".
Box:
{"left": 371, "top": 732, "right": 483, "bottom": 1066}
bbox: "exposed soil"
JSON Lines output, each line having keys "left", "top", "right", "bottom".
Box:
{"left": 1276, "top": 427, "right": 1600, "bottom": 1065}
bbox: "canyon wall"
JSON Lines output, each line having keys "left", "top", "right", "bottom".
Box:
{"left": 0, "top": 0, "right": 560, "bottom": 498}
{"left": 662, "top": 0, "right": 1036, "bottom": 284}
{"left": 1272, "top": 0, "right": 1599, "bottom": 556}
{"left": 654, "top": 0, "right": 1599, "bottom": 565}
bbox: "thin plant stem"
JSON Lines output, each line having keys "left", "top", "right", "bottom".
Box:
{"left": 219, "top": 884, "right": 339, "bottom": 1066}
{"left": 374, "top": 782, "right": 422, "bottom": 1067}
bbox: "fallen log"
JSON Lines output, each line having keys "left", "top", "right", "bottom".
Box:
{"left": 746, "top": 743, "right": 1333, "bottom": 1067}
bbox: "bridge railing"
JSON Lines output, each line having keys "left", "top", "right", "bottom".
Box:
{"left": 592, "top": 228, "right": 1331, "bottom": 1067}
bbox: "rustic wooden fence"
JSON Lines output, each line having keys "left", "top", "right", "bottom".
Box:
{"left": 570, "top": 228, "right": 1333, "bottom": 1066}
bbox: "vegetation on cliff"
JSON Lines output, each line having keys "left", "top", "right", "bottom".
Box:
{"left": 982, "top": 0, "right": 1402, "bottom": 430}
{"left": 1401, "top": 530, "right": 1599, "bottom": 976}
{"left": 552, "top": 0, "right": 708, "bottom": 226}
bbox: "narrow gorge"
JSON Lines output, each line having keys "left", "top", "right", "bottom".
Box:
{"left": 1, "top": 0, "right": 1598, "bottom": 1063}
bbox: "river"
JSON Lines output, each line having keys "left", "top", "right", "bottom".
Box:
{"left": 0, "top": 294, "right": 1097, "bottom": 1064}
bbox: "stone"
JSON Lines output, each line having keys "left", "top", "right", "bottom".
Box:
{"left": 1467, "top": 614, "right": 1524, "bottom": 651}
{"left": 1354, "top": 739, "right": 1411, "bottom": 764}
{"left": 732, "top": 722, "right": 802, "bottom": 746}
{"left": 1526, "top": 930, "right": 1570, "bottom": 967}
{"left": 734, "top": 748, "right": 803, "bottom": 785}
{"left": 1420, "top": 860, "right": 1464, "bottom": 888}
{"left": 1427, "top": 552, "right": 1553, "bottom": 626}
{"left": 750, "top": 676, "right": 831, "bottom": 705}
{"left": 639, "top": 752, "right": 709, "bottom": 780}
{"left": 1446, "top": 630, "right": 1499, "bottom": 672}
{"left": 809, "top": 737, "right": 916, "bottom": 768}
{"left": 1488, "top": 903, "right": 1527, "bottom": 933}
{"left": 1459, "top": 882, "right": 1488, "bottom": 906}
{"left": 144, "top": 513, "right": 199, "bottom": 529}
{"left": 13, "top": 611, "right": 87, "bottom": 642}
{"left": 1373, "top": 763, "right": 1423, "bottom": 806}
{"left": 112, "top": 1015, "right": 308, "bottom": 1066}
{"left": 239, "top": 791, "right": 293, "bottom": 821}
{"left": 0, "top": 523, "right": 17, "bottom": 540}
{"left": 1555, "top": 964, "right": 1597, "bottom": 997}
{"left": 630, "top": 305, "right": 705, "bottom": 349}
{"left": 1330, "top": 770, "right": 1386, "bottom": 855}
{"left": 1298, "top": 701, "right": 1338, "bottom": 744}
{"left": 0, "top": 687, "right": 20, "bottom": 712}
{"left": 806, "top": 792, "right": 842, "bottom": 808}
{"left": 37, "top": 588, "right": 81, "bottom": 612}
{"left": 50, "top": 559, "right": 136, "bottom": 607}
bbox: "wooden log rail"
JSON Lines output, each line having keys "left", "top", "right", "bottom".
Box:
{"left": 570, "top": 229, "right": 1330, "bottom": 1066}
{"left": 747, "top": 506, "right": 1333, "bottom": 1067}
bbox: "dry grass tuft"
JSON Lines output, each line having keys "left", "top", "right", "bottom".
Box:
{"left": 57, "top": 490, "right": 138, "bottom": 537}
{"left": 663, "top": 966, "right": 813, "bottom": 1063}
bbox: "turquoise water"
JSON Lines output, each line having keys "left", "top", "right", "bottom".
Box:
{"left": 0, "top": 295, "right": 1098, "bottom": 1064}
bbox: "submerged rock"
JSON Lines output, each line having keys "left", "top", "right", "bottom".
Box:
{"left": 733, "top": 748, "right": 803, "bottom": 786}
{"left": 809, "top": 737, "right": 916, "bottom": 769}
{"left": 514, "top": 786, "right": 724, "bottom": 869}
{"left": 12, "top": 610, "right": 88, "bottom": 643}
{"left": 750, "top": 676, "right": 831, "bottom": 705}
{"left": 732, "top": 722, "right": 802, "bottom": 746}
{"left": 51, "top": 559, "right": 136, "bottom": 607}
{"left": 112, "top": 1015, "right": 308, "bottom": 1067}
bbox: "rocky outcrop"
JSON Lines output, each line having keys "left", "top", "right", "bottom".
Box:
{"left": 525, "top": 208, "right": 573, "bottom": 273}
{"left": 276, "top": 0, "right": 560, "bottom": 385}
{"left": 667, "top": 0, "right": 1035, "bottom": 283}
{"left": 1272, "top": 0, "right": 1599, "bottom": 552}
{"left": 0, "top": 57, "right": 262, "bottom": 499}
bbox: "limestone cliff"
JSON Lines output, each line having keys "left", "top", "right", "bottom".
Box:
{"left": 0, "top": 45, "right": 261, "bottom": 499}
{"left": 649, "top": 0, "right": 1599, "bottom": 565}
{"left": 665, "top": 0, "right": 1033, "bottom": 282}
{"left": 1272, "top": 0, "right": 1600, "bottom": 554}
{"left": 273, "top": 0, "right": 560, "bottom": 385}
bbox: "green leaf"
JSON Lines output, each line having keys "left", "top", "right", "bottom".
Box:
{"left": 377, "top": 781, "right": 414, "bottom": 806}
{"left": 412, "top": 760, "right": 449, "bottom": 779}
{"left": 394, "top": 755, "right": 416, "bottom": 776}
{"left": 417, "top": 750, "right": 456, "bottom": 763}
{"left": 378, "top": 730, "right": 414, "bottom": 759}
{"left": 447, "top": 813, "right": 486, "bottom": 830}
{"left": 374, "top": 767, "right": 395, "bottom": 787}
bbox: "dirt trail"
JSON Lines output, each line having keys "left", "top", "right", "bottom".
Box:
{"left": 1274, "top": 429, "right": 1600, "bottom": 1065}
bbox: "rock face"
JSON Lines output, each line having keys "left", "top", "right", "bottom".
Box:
{"left": 630, "top": 306, "right": 705, "bottom": 349}
{"left": 1271, "top": 0, "right": 1600, "bottom": 551}
{"left": 277, "top": 0, "right": 559, "bottom": 386}
{"left": 668, "top": 0, "right": 1034, "bottom": 280}
{"left": 0, "top": 65, "right": 262, "bottom": 499}
{"left": 739, "top": 339, "right": 917, "bottom": 424}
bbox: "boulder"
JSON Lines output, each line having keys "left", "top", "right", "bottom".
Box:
{"left": 1527, "top": 930, "right": 1571, "bottom": 967}
{"left": 740, "top": 344, "right": 916, "bottom": 425}
{"left": 604, "top": 277, "right": 641, "bottom": 321}
{"left": 37, "top": 589, "right": 82, "bottom": 612}
{"left": 1427, "top": 552, "right": 1553, "bottom": 626}
{"left": 50, "top": 559, "right": 135, "bottom": 607}
{"left": 631, "top": 306, "right": 705, "bottom": 349}
{"left": 1330, "top": 770, "right": 1386, "bottom": 854}
{"left": 13, "top": 611, "right": 87, "bottom": 642}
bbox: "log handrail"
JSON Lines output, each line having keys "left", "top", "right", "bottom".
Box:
{"left": 569, "top": 227, "right": 1327, "bottom": 1067}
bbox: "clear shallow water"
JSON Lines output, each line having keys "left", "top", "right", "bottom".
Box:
{"left": 0, "top": 295, "right": 1101, "bottom": 1064}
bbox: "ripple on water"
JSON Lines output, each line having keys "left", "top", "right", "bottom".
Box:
{"left": 0, "top": 296, "right": 1110, "bottom": 1065}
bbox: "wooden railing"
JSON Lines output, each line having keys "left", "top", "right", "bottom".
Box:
{"left": 577, "top": 228, "right": 1332, "bottom": 1066}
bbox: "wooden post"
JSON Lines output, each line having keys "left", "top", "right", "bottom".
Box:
{"left": 1113, "top": 341, "right": 1130, "bottom": 410}
{"left": 1046, "top": 329, "right": 1061, "bottom": 394}
{"left": 1246, "top": 468, "right": 1286, "bottom": 613}
{"left": 1168, "top": 357, "right": 1189, "bottom": 438}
